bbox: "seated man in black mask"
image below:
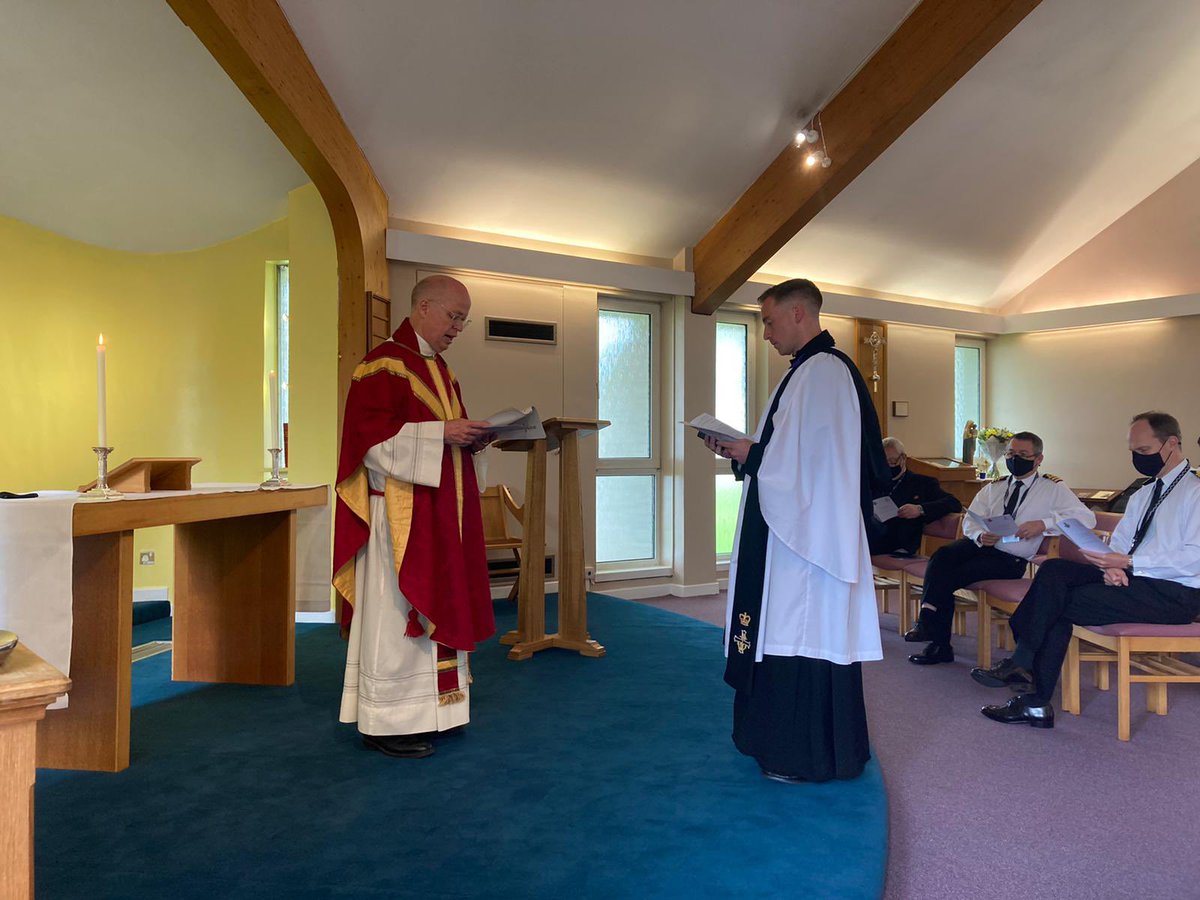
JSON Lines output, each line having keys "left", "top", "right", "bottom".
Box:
{"left": 868, "top": 437, "right": 962, "bottom": 557}
{"left": 905, "top": 431, "right": 1094, "bottom": 666}
{"left": 971, "top": 412, "right": 1200, "bottom": 728}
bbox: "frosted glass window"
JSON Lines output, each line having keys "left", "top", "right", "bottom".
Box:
{"left": 598, "top": 309, "right": 652, "bottom": 459}
{"left": 715, "top": 473, "right": 742, "bottom": 556}
{"left": 715, "top": 322, "right": 748, "bottom": 433}
{"left": 596, "top": 475, "right": 656, "bottom": 562}
{"left": 954, "top": 345, "right": 981, "bottom": 456}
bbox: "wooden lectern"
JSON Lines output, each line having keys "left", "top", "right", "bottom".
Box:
{"left": 496, "top": 417, "right": 608, "bottom": 661}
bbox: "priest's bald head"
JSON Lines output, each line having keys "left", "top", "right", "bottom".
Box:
{"left": 411, "top": 274, "right": 472, "bottom": 353}
{"left": 758, "top": 278, "right": 823, "bottom": 356}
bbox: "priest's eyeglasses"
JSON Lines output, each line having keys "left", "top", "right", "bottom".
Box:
{"left": 430, "top": 299, "right": 472, "bottom": 329}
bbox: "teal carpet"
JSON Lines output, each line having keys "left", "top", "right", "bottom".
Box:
{"left": 35, "top": 594, "right": 886, "bottom": 899}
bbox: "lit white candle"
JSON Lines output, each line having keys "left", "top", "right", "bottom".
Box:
{"left": 268, "top": 370, "right": 279, "bottom": 449}
{"left": 97, "top": 334, "right": 108, "bottom": 447}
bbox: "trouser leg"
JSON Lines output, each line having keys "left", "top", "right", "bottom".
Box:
{"left": 918, "top": 539, "right": 1025, "bottom": 644}
{"left": 1024, "top": 575, "right": 1200, "bottom": 705}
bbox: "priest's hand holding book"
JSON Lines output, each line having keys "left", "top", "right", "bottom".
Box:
{"left": 444, "top": 418, "right": 494, "bottom": 448}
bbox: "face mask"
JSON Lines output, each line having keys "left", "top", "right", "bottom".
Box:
{"left": 889, "top": 464, "right": 903, "bottom": 479}
{"left": 1132, "top": 443, "right": 1167, "bottom": 478}
{"left": 1005, "top": 455, "right": 1036, "bottom": 478}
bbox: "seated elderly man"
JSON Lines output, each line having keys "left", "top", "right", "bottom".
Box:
{"left": 972, "top": 412, "right": 1200, "bottom": 728}
{"left": 868, "top": 437, "right": 962, "bottom": 557}
{"left": 905, "top": 431, "right": 1094, "bottom": 666}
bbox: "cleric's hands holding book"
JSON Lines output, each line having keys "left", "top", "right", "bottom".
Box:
{"left": 703, "top": 433, "right": 753, "bottom": 465}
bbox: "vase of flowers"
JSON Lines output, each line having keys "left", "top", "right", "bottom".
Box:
{"left": 978, "top": 427, "right": 1013, "bottom": 479}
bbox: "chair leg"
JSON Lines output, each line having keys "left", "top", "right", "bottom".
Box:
{"left": 1096, "top": 663, "right": 1110, "bottom": 692}
{"left": 1002, "top": 624, "right": 1015, "bottom": 651}
{"left": 898, "top": 575, "right": 912, "bottom": 635}
{"left": 1063, "top": 636, "right": 1080, "bottom": 715}
{"left": 1117, "top": 641, "right": 1131, "bottom": 741}
{"left": 953, "top": 607, "right": 966, "bottom": 636}
{"left": 1147, "top": 682, "right": 1168, "bottom": 716}
{"left": 977, "top": 598, "right": 991, "bottom": 669}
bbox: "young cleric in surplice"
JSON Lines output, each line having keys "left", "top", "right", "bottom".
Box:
{"left": 706, "top": 278, "right": 890, "bottom": 783}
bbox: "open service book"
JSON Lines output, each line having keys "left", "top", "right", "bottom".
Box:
{"left": 684, "top": 414, "right": 748, "bottom": 444}
{"left": 1057, "top": 518, "right": 1113, "bottom": 555}
{"left": 484, "top": 406, "right": 545, "bottom": 441}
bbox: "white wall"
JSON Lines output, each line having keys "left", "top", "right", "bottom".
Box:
{"left": 988, "top": 317, "right": 1200, "bottom": 487}
{"left": 886, "top": 323, "right": 956, "bottom": 458}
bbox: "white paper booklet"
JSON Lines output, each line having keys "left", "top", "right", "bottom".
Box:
{"left": 965, "top": 509, "right": 1019, "bottom": 537}
{"left": 485, "top": 406, "right": 545, "bottom": 440}
{"left": 872, "top": 496, "right": 900, "bottom": 522}
{"left": 685, "top": 414, "right": 748, "bottom": 444}
{"left": 1058, "top": 518, "right": 1113, "bottom": 555}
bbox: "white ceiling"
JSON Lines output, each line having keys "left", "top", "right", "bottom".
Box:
{"left": 279, "top": 0, "right": 917, "bottom": 258}
{"left": 765, "top": 0, "right": 1200, "bottom": 308}
{"left": 0, "top": 0, "right": 306, "bottom": 253}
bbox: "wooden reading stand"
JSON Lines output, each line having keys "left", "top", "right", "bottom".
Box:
{"left": 496, "top": 417, "right": 609, "bottom": 661}
{"left": 78, "top": 457, "right": 201, "bottom": 493}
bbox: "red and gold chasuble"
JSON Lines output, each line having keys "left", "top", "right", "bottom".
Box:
{"left": 333, "top": 319, "right": 495, "bottom": 666}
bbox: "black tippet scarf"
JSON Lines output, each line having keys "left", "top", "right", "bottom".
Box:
{"left": 724, "top": 330, "right": 890, "bottom": 692}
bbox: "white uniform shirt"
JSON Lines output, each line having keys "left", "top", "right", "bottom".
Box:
{"left": 1110, "top": 459, "right": 1200, "bottom": 589}
{"left": 962, "top": 472, "right": 1095, "bottom": 560}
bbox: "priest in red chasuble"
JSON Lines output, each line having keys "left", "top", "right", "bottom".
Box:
{"left": 334, "top": 274, "right": 496, "bottom": 759}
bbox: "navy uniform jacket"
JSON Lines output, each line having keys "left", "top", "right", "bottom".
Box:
{"left": 868, "top": 470, "right": 962, "bottom": 556}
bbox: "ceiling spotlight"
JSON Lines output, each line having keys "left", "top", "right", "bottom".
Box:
{"left": 794, "top": 127, "right": 819, "bottom": 147}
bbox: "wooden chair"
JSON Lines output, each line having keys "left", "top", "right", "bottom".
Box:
{"left": 894, "top": 514, "right": 962, "bottom": 635}
{"left": 1058, "top": 512, "right": 1200, "bottom": 740}
{"left": 872, "top": 554, "right": 921, "bottom": 625}
{"left": 479, "top": 485, "right": 524, "bottom": 601}
{"left": 1064, "top": 619, "right": 1200, "bottom": 741}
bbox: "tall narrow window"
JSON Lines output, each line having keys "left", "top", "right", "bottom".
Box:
{"left": 954, "top": 339, "right": 984, "bottom": 457}
{"left": 715, "top": 314, "right": 755, "bottom": 558}
{"left": 596, "top": 300, "right": 661, "bottom": 566}
{"left": 276, "top": 262, "right": 290, "bottom": 466}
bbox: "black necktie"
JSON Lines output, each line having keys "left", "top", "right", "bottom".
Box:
{"left": 1003, "top": 480, "right": 1023, "bottom": 517}
{"left": 1130, "top": 479, "right": 1164, "bottom": 555}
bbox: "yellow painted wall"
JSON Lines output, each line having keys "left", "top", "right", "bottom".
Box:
{"left": 0, "top": 182, "right": 338, "bottom": 601}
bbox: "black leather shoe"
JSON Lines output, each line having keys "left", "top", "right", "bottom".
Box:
{"left": 761, "top": 769, "right": 806, "bottom": 784}
{"left": 362, "top": 733, "right": 435, "bottom": 759}
{"left": 970, "top": 658, "right": 1034, "bottom": 692}
{"left": 981, "top": 695, "right": 1054, "bottom": 729}
{"left": 903, "top": 624, "right": 933, "bottom": 643}
{"left": 908, "top": 642, "right": 954, "bottom": 665}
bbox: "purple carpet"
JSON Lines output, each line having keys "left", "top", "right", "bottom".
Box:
{"left": 635, "top": 593, "right": 1200, "bottom": 899}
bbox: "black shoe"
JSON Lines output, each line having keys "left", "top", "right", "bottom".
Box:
{"left": 761, "top": 769, "right": 806, "bottom": 784}
{"left": 903, "top": 624, "right": 933, "bottom": 643}
{"left": 908, "top": 642, "right": 954, "bottom": 665}
{"left": 981, "top": 695, "right": 1054, "bottom": 729}
{"left": 970, "top": 658, "right": 1034, "bottom": 692}
{"left": 362, "top": 733, "right": 435, "bottom": 759}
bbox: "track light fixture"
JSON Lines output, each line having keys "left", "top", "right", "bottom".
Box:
{"left": 795, "top": 112, "right": 831, "bottom": 169}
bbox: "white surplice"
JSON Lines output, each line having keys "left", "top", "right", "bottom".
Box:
{"left": 339, "top": 334, "right": 482, "bottom": 736}
{"left": 725, "top": 353, "right": 883, "bottom": 665}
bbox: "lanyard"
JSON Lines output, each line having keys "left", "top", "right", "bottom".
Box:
{"left": 1131, "top": 462, "right": 1190, "bottom": 554}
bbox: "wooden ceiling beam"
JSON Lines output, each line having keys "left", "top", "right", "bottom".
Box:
{"left": 167, "top": 0, "right": 389, "bottom": 428}
{"left": 690, "top": 0, "right": 1041, "bottom": 314}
